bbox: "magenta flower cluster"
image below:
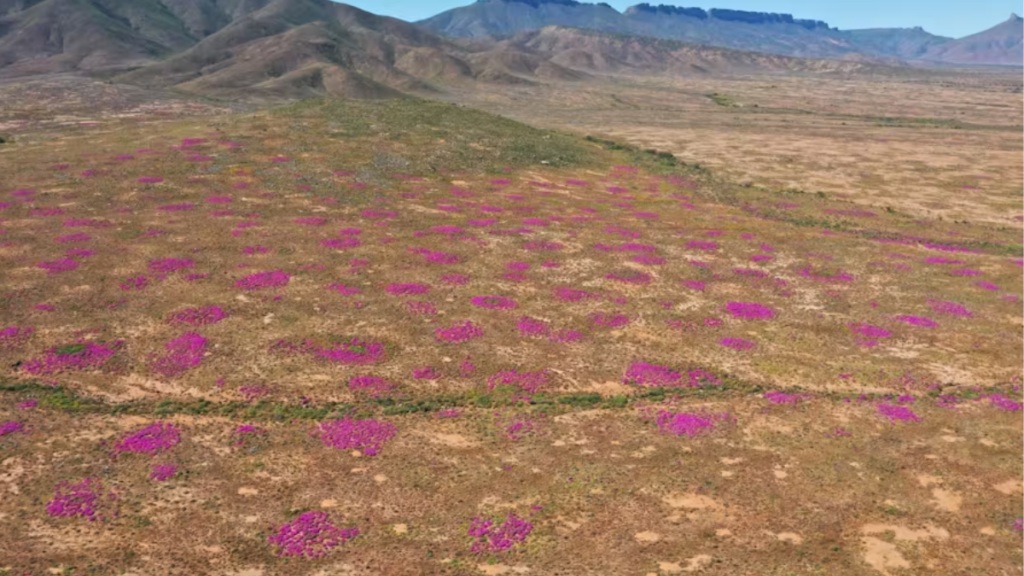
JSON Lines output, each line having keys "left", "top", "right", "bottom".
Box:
{"left": 119, "top": 275, "right": 149, "bottom": 291}
{"left": 725, "top": 302, "right": 776, "bottom": 320}
{"left": 468, "top": 514, "right": 534, "bottom": 553}
{"left": 623, "top": 362, "right": 721, "bottom": 388}
{"left": 656, "top": 411, "right": 719, "bottom": 437}
{"left": 37, "top": 259, "right": 80, "bottom": 274}
{"left": 321, "top": 237, "right": 361, "bottom": 250}
{"left": 23, "top": 341, "right": 121, "bottom": 375}
{"left": 316, "top": 418, "right": 397, "bottom": 456}
{"left": 153, "top": 332, "right": 207, "bottom": 376}
{"left": 149, "top": 464, "right": 178, "bottom": 481}
{"left": 986, "top": 394, "right": 1022, "bottom": 412}
{"left": 877, "top": 404, "right": 921, "bottom": 423}
{"left": 114, "top": 422, "right": 181, "bottom": 455}
{"left": 895, "top": 315, "right": 937, "bottom": 328}
{"left": 267, "top": 511, "right": 359, "bottom": 558}
{"left": 149, "top": 258, "right": 195, "bottom": 273}
{"left": 236, "top": 270, "right": 290, "bottom": 290}
{"left": 590, "top": 312, "right": 630, "bottom": 328}
{"left": 349, "top": 375, "right": 397, "bottom": 395}
{"left": 0, "top": 325, "right": 33, "bottom": 346}
{"left": 764, "top": 391, "right": 811, "bottom": 404}
{"left": 0, "top": 421, "right": 25, "bottom": 436}
{"left": 929, "top": 300, "right": 972, "bottom": 318}
{"left": 436, "top": 321, "right": 485, "bottom": 343}
{"left": 849, "top": 323, "right": 891, "bottom": 347}
{"left": 315, "top": 339, "right": 385, "bottom": 365}
{"left": 720, "top": 337, "right": 755, "bottom": 351}
{"left": 488, "top": 370, "right": 549, "bottom": 395}
{"left": 46, "top": 478, "right": 117, "bottom": 521}
{"left": 553, "top": 287, "right": 593, "bottom": 302}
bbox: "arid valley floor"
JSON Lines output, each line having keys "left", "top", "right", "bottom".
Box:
{"left": 0, "top": 62, "right": 1021, "bottom": 576}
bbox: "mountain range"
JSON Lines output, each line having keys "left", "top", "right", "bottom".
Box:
{"left": 420, "top": 0, "right": 1023, "bottom": 65}
{"left": 0, "top": 0, "right": 1019, "bottom": 102}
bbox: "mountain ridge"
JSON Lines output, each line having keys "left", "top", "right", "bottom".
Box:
{"left": 418, "top": 0, "right": 1019, "bottom": 65}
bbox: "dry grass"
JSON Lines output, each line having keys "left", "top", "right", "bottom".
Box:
{"left": 447, "top": 71, "right": 1024, "bottom": 226}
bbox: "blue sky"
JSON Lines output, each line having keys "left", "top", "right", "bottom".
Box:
{"left": 342, "top": 0, "right": 1018, "bottom": 38}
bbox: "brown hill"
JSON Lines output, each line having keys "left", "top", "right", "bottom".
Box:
{"left": 115, "top": 0, "right": 456, "bottom": 99}
{"left": 507, "top": 27, "right": 892, "bottom": 76}
{"left": 0, "top": 0, "right": 197, "bottom": 76}
{"left": 922, "top": 14, "right": 1023, "bottom": 66}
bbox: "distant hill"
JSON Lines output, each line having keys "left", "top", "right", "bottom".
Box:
{"left": 921, "top": 14, "right": 1023, "bottom": 66}
{"left": 843, "top": 27, "right": 951, "bottom": 60}
{"left": 500, "top": 26, "right": 892, "bottom": 76}
{"left": 114, "top": 0, "right": 474, "bottom": 100}
{"left": 419, "top": 0, "right": 1019, "bottom": 65}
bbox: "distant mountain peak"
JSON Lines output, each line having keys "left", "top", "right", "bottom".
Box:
{"left": 1010, "top": 13, "right": 1022, "bottom": 22}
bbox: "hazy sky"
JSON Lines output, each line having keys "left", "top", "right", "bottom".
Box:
{"left": 342, "top": 0, "right": 1018, "bottom": 38}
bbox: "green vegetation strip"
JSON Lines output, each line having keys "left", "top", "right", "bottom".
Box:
{"left": 0, "top": 380, "right": 1007, "bottom": 422}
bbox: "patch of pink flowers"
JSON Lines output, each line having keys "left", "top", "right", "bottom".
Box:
{"left": 895, "top": 315, "right": 937, "bottom": 328}
{"left": 656, "top": 411, "right": 724, "bottom": 437}
{"left": 149, "top": 464, "right": 178, "bottom": 482}
{"left": 720, "top": 337, "right": 755, "bottom": 351}
{"left": 23, "top": 341, "right": 121, "bottom": 375}
{"left": 469, "top": 514, "right": 533, "bottom": 553}
{"left": 590, "top": 312, "right": 630, "bottom": 328}
{"left": 349, "top": 376, "right": 397, "bottom": 395}
{"left": 687, "top": 240, "right": 719, "bottom": 251}
{"left": 623, "top": 362, "right": 721, "bottom": 388}
{"left": 321, "top": 237, "right": 361, "bottom": 250}
{"left": 929, "top": 300, "right": 972, "bottom": 318}
{"left": 46, "top": 478, "right": 117, "bottom": 521}
{"left": 153, "top": 332, "right": 207, "bottom": 376}
{"left": 0, "top": 421, "right": 25, "bottom": 436}
{"left": 436, "top": 321, "right": 485, "bottom": 343}
{"left": 149, "top": 258, "right": 195, "bottom": 273}
{"left": 489, "top": 370, "right": 549, "bottom": 395}
{"left": 553, "top": 287, "right": 593, "bottom": 302}
{"left": 413, "top": 367, "right": 441, "bottom": 380}
{"left": 517, "top": 316, "right": 550, "bottom": 337}
{"left": 849, "top": 323, "right": 891, "bottom": 347}
{"left": 764, "top": 391, "right": 812, "bottom": 404}
{"left": 267, "top": 511, "right": 359, "bottom": 558}
{"left": 38, "top": 259, "right": 80, "bottom": 274}
{"left": 0, "top": 326, "right": 33, "bottom": 346}
{"left": 725, "top": 302, "right": 776, "bottom": 320}
{"left": 115, "top": 422, "right": 181, "bottom": 455}
{"left": 986, "top": 394, "right": 1022, "bottom": 412}
{"left": 236, "top": 270, "right": 290, "bottom": 290}
{"left": 119, "top": 276, "right": 148, "bottom": 291}
{"left": 877, "top": 404, "right": 921, "bottom": 423}
{"left": 316, "top": 418, "right": 397, "bottom": 456}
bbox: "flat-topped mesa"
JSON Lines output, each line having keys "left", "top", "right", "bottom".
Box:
{"left": 475, "top": 0, "right": 588, "bottom": 6}
{"left": 624, "top": 4, "right": 708, "bottom": 19}
{"left": 625, "top": 4, "right": 832, "bottom": 30}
